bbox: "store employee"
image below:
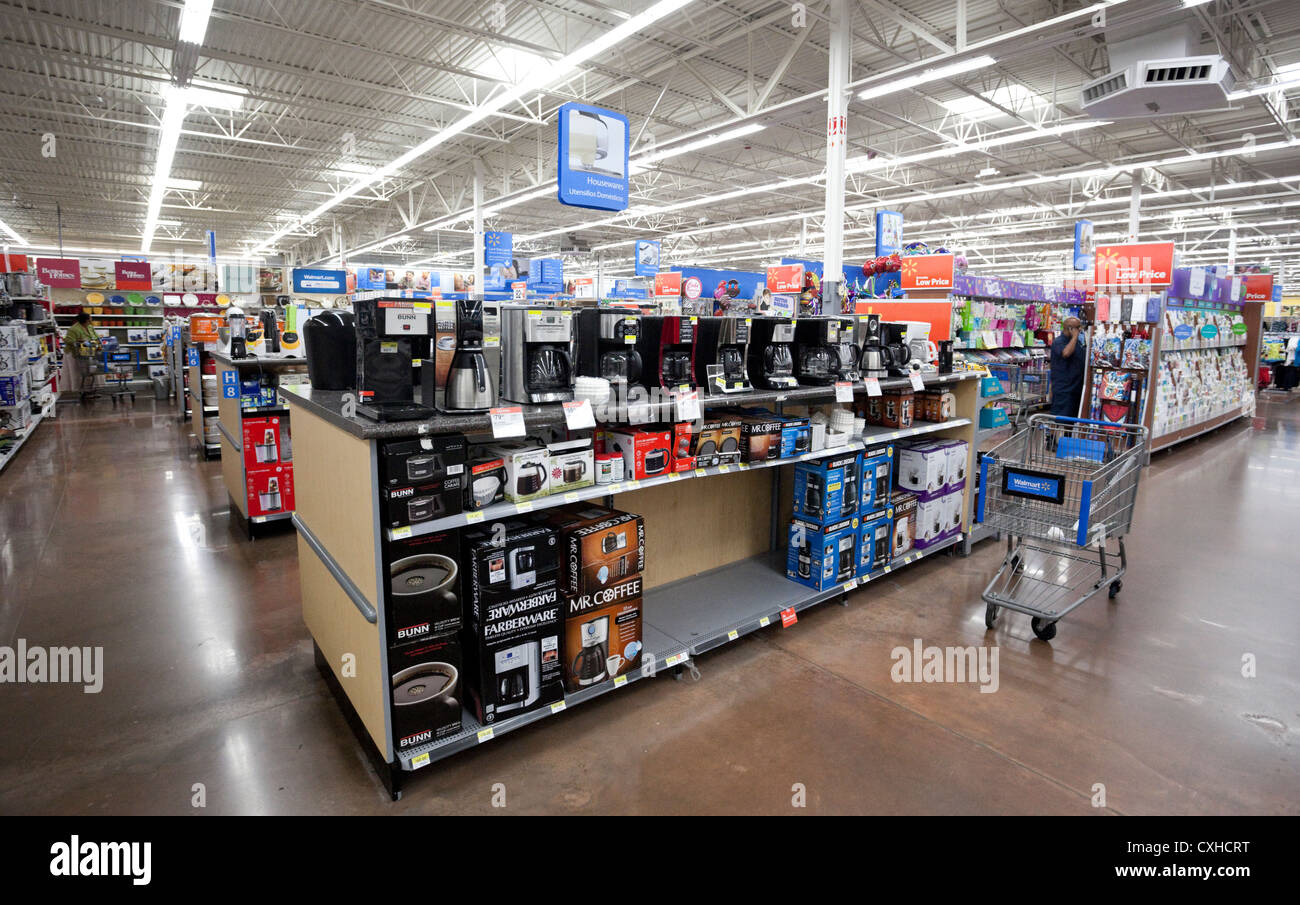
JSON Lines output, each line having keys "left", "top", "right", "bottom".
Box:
{"left": 1050, "top": 316, "right": 1086, "bottom": 418}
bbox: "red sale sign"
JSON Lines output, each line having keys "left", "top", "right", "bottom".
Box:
{"left": 654, "top": 272, "right": 681, "bottom": 297}
{"left": 1094, "top": 241, "right": 1175, "bottom": 288}
{"left": 114, "top": 260, "right": 152, "bottom": 291}
{"left": 899, "top": 254, "right": 955, "bottom": 291}
{"left": 36, "top": 257, "right": 81, "bottom": 288}
{"left": 1242, "top": 273, "right": 1274, "bottom": 302}
{"left": 767, "top": 264, "right": 804, "bottom": 293}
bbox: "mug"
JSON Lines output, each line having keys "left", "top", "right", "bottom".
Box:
{"left": 605, "top": 654, "right": 625, "bottom": 677}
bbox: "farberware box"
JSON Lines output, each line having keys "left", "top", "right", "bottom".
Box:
{"left": 542, "top": 503, "right": 645, "bottom": 597}
{"left": 462, "top": 518, "right": 560, "bottom": 611}
{"left": 604, "top": 427, "right": 673, "bottom": 480}
{"left": 245, "top": 464, "right": 294, "bottom": 519}
{"left": 380, "top": 434, "right": 467, "bottom": 489}
{"left": 792, "top": 450, "right": 861, "bottom": 524}
{"left": 389, "top": 633, "right": 462, "bottom": 753}
{"left": 460, "top": 584, "right": 564, "bottom": 725}
{"left": 786, "top": 515, "right": 859, "bottom": 591}
{"left": 385, "top": 527, "right": 463, "bottom": 643}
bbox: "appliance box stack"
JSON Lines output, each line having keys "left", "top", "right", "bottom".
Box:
{"left": 0, "top": 326, "right": 30, "bottom": 422}
{"left": 894, "top": 439, "right": 968, "bottom": 549}
{"left": 381, "top": 435, "right": 467, "bottom": 531}
{"left": 792, "top": 451, "right": 861, "bottom": 524}
{"left": 787, "top": 515, "right": 859, "bottom": 591}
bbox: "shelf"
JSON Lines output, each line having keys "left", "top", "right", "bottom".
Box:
{"left": 1151, "top": 407, "right": 1248, "bottom": 451}
{"left": 1159, "top": 341, "right": 1248, "bottom": 353}
{"left": 250, "top": 510, "right": 294, "bottom": 525}
{"left": 0, "top": 410, "right": 44, "bottom": 475}
{"left": 389, "top": 416, "right": 972, "bottom": 541}
{"left": 55, "top": 312, "right": 167, "bottom": 320}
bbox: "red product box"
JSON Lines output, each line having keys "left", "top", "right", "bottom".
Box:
{"left": 246, "top": 464, "right": 294, "bottom": 518}
{"left": 670, "top": 421, "right": 695, "bottom": 472}
{"left": 242, "top": 416, "right": 286, "bottom": 469}
{"left": 604, "top": 427, "right": 673, "bottom": 480}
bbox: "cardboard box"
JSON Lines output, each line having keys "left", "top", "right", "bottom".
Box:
{"left": 775, "top": 413, "right": 812, "bottom": 457}
{"left": 0, "top": 325, "right": 26, "bottom": 351}
{"left": 382, "top": 473, "right": 463, "bottom": 531}
{"left": 0, "top": 348, "right": 25, "bottom": 375}
{"left": 389, "top": 633, "right": 462, "bottom": 752}
{"left": 242, "top": 416, "right": 287, "bottom": 469}
{"left": 890, "top": 491, "right": 918, "bottom": 558}
{"left": 670, "top": 421, "right": 695, "bottom": 471}
{"left": 386, "top": 527, "right": 463, "bottom": 642}
{"left": 463, "top": 518, "right": 560, "bottom": 611}
{"left": 944, "top": 487, "right": 965, "bottom": 536}
{"left": 863, "top": 394, "right": 883, "bottom": 425}
{"left": 380, "top": 435, "right": 467, "bottom": 488}
{"left": 896, "top": 441, "right": 947, "bottom": 494}
{"left": 792, "top": 450, "right": 861, "bottom": 524}
{"left": 605, "top": 427, "right": 673, "bottom": 480}
{"left": 881, "top": 389, "right": 914, "bottom": 429}
{"left": 857, "top": 507, "right": 893, "bottom": 575}
{"left": 543, "top": 503, "right": 645, "bottom": 597}
{"left": 915, "top": 492, "right": 948, "bottom": 545}
{"left": 463, "top": 455, "right": 506, "bottom": 511}
{"left": 689, "top": 415, "right": 743, "bottom": 467}
{"left": 859, "top": 442, "right": 894, "bottom": 511}
{"left": 0, "top": 404, "right": 30, "bottom": 432}
{"left": 787, "top": 515, "right": 859, "bottom": 591}
{"left": 547, "top": 437, "right": 595, "bottom": 493}
{"left": 487, "top": 439, "right": 552, "bottom": 501}
{"left": 0, "top": 372, "right": 29, "bottom": 407}
{"left": 461, "top": 584, "right": 564, "bottom": 725}
{"left": 943, "top": 440, "right": 969, "bottom": 490}
{"left": 245, "top": 464, "right": 294, "bottom": 519}
{"left": 563, "top": 573, "right": 643, "bottom": 691}
{"left": 733, "top": 411, "right": 784, "bottom": 462}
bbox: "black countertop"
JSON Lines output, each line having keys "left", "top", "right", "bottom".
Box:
{"left": 278, "top": 371, "right": 979, "bottom": 441}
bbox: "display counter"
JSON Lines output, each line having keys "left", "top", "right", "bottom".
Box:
{"left": 281, "top": 371, "right": 980, "bottom": 799}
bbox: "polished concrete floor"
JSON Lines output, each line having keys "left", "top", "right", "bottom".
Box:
{"left": 1, "top": 394, "right": 1297, "bottom": 815}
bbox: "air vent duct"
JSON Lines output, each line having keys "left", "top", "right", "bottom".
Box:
{"left": 1081, "top": 21, "right": 1234, "bottom": 117}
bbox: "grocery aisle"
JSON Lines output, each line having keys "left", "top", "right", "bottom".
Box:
{"left": 1, "top": 399, "right": 1296, "bottom": 815}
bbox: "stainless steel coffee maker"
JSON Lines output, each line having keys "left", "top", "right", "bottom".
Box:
{"left": 855, "top": 313, "right": 888, "bottom": 380}
{"left": 500, "top": 305, "right": 574, "bottom": 404}
{"left": 437, "top": 299, "right": 495, "bottom": 412}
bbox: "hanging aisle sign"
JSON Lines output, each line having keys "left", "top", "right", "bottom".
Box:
{"left": 900, "top": 254, "right": 954, "bottom": 291}
{"left": 875, "top": 210, "right": 903, "bottom": 256}
{"left": 557, "top": 102, "right": 629, "bottom": 212}
{"left": 1094, "top": 241, "right": 1175, "bottom": 288}
{"left": 35, "top": 257, "right": 81, "bottom": 288}
{"left": 634, "top": 240, "right": 660, "bottom": 276}
{"left": 1073, "top": 220, "right": 1094, "bottom": 271}
{"left": 115, "top": 260, "right": 152, "bottom": 291}
{"left": 291, "top": 268, "right": 347, "bottom": 294}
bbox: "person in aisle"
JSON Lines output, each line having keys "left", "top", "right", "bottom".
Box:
{"left": 63, "top": 312, "right": 102, "bottom": 402}
{"left": 1049, "top": 316, "right": 1086, "bottom": 418}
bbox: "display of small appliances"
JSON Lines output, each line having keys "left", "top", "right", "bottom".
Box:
{"left": 389, "top": 634, "right": 462, "bottom": 752}
{"left": 385, "top": 527, "right": 462, "bottom": 643}
{"left": 794, "top": 317, "right": 844, "bottom": 386}
{"left": 635, "top": 314, "right": 697, "bottom": 390}
{"left": 786, "top": 515, "right": 859, "bottom": 591}
{"left": 499, "top": 304, "right": 574, "bottom": 404}
{"left": 747, "top": 316, "right": 799, "bottom": 389}
{"left": 694, "top": 316, "right": 752, "bottom": 394}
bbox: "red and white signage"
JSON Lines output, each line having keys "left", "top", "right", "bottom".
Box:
{"left": 1242, "top": 273, "right": 1274, "bottom": 302}
{"left": 766, "top": 264, "right": 804, "bottom": 294}
{"left": 682, "top": 276, "right": 703, "bottom": 300}
{"left": 114, "top": 260, "right": 152, "bottom": 291}
{"left": 0, "top": 252, "right": 29, "bottom": 272}
{"left": 572, "top": 277, "right": 596, "bottom": 299}
{"left": 35, "top": 257, "right": 81, "bottom": 288}
{"left": 1094, "top": 241, "right": 1175, "bottom": 288}
{"left": 654, "top": 272, "right": 682, "bottom": 298}
{"left": 899, "top": 254, "right": 955, "bottom": 292}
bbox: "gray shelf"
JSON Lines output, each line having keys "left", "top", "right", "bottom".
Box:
{"left": 0, "top": 410, "right": 45, "bottom": 475}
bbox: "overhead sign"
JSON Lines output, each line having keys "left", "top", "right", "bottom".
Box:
{"left": 35, "top": 257, "right": 81, "bottom": 288}
{"left": 767, "top": 263, "right": 804, "bottom": 294}
{"left": 900, "top": 254, "right": 955, "bottom": 292}
{"left": 1242, "top": 273, "right": 1274, "bottom": 302}
{"left": 654, "top": 272, "right": 681, "bottom": 298}
{"left": 557, "top": 102, "right": 629, "bottom": 212}
{"left": 1073, "top": 220, "right": 1094, "bottom": 272}
{"left": 634, "top": 240, "right": 660, "bottom": 277}
{"left": 1093, "top": 241, "right": 1175, "bottom": 288}
{"left": 219, "top": 263, "right": 256, "bottom": 294}
{"left": 1274, "top": 284, "right": 1284, "bottom": 303}
{"left": 875, "top": 210, "right": 903, "bottom": 257}
{"left": 484, "top": 231, "right": 514, "bottom": 291}
{"left": 291, "top": 268, "right": 347, "bottom": 294}
{"left": 0, "top": 252, "right": 28, "bottom": 272}
{"left": 115, "top": 260, "right": 152, "bottom": 291}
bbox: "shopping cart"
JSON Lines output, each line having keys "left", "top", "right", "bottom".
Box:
{"left": 975, "top": 415, "right": 1146, "bottom": 641}
{"left": 101, "top": 347, "right": 137, "bottom": 406}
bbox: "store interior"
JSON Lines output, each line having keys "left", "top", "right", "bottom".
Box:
{"left": 1, "top": 0, "right": 1298, "bottom": 816}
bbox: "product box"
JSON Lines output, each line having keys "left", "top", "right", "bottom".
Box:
{"left": 382, "top": 472, "right": 464, "bottom": 531}
{"left": 389, "top": 632, "right": 462, "bottom": 752}
{"left": 859, "top": 442, "right": 894, "bottom": 511}
{"left": 0, "top": 348, "right": 25, "bottom": 375}
{"left": 386, "top": 527, "right": 463, "bottom": 643}
{"left": 862, "top": 394, "right": 883, "bottom": 425}
{"left": 147, "top": 329, "right": 163, "bottom": 343}
{"left": 890, "top": 491, "right": 918, "bottom": 558}
{"left": 463, "top": 454, "right": 506, "bottom": 511}
{"left": 732, "top": 411, "right": 783, "bottom": 462}
{"left": 0, "top": 404, "right": 31, "bottom": 432}
{"left": 896, "top": 441, "right": 948, "bottom": 494}
{"left": 146, "top": 345, "right": 163, "bottom": 361}
{"left": 686, "top": 415, "right": 743, "bottom": 468}
{"left": 670, "top": 421, "right": 695, "bottom": 471}
{"left": 792, "top": 451, "right": 861, "bottom": 524}
{"left": 487, "top": 439, "right": 552, "bottom": 501}
{"left": 881, "top": 389, "right": 914, "bottom": 429}
{"left": 0, "top": 325, "right": 25, "bottom": 351}
{"left": 944, "top": 487, "right": 965, "bottom": 536}
{"left": 463, "top": 518, "right": 560, "bottom": 611}
{"left": 979, "top": 406, "right": 1010, "bottom": 429}
{"left": 460, "top": 584, "right": 564, "bottom": 725}
{"left": 943, "top": 440, "right": 969, "bottom": 490}
{"left": 126, "top": 328, "right": 147, "bottom": 344}
{"left": 547, "top": 437, "right": 594, "bottom": 493}
{"left": 0, "top": 372, "right": 29, "bottom": 407}
{"left": 605, "top": 427, "right": 673, "bottom": 479}
{"left": 774, "top": 413, "right": 811, "bottom": 457}
{"left": 915, "top": 492, "right": 948, "bottom": 545}
{"left": 543, "top": 503, "right": 645, "bottom": 597}
{"left": 787, "top": 515, "right": 859, "bottom": 591}
{"left": 245, "top": 464, "right": 294, "bottom": 519}
{"left": 857, "top": 507, "right": 893, "bottom": 575}
{"left": 241, "top": 415, "right": 287, "bottom": 469}
{"left": 380, "top": 434, "right": 467, "bottom": 488}
{"left": 563, "top": 573, "right": 643, "bottom": 691}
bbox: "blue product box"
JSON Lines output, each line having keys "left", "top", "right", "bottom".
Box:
{"left": 776, "top": 415, "right": 811, "bottom": 457}
{"left": 792, "top": 450, "right": 861, "bottom": 524}
{"left": 787, "top": 515, "right": 859, "bottom": 591}
{"left": 859, "top": 442, "right": 894, "bottom": 511}
{"left": 857, "top": 507, "right": 893, "bottom": 575}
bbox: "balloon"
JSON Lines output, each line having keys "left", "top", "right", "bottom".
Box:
{"left": 888, "top": 253, "right": 902, "bottom": 272}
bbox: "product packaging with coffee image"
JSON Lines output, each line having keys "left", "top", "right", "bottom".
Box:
{"left": 460, "top": 581, "right": 564, "bottom": 724}
{"left": 384, "top": 528, "right": 463, "bottom": 646}
{"left": 542, "top": 503, "right": 645, "bottom": 597}
{"left": 390, "top": 633, "right": 462, "bottom": 752}
{"left": 563, "top": 574, "right": 643, "bottom": 692}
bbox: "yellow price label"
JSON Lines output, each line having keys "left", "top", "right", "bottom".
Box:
{"left": 550, "top": 701, "right": 567, "bottom": 714}
{"left": 392, "top": 526, "right": 411, "bottom": 540}
{"left": 515, "top": 501, "right": 534, "bottom": 513}
{"left": 563, "top": 492, "right": 580, "bottom": 503}
{"left": 759, "top": 616, "right": 771, "bottom": 627}
{"left": 466, "top": 511, "right": 485, "bottom": 523}
{"left": 411, "top": 752, "right": 430, "bottom": 769}
{"left": 727, "top": 630, "right": 739, "bottom": 641}
{"left": 476, "top": 728, "right": 495, "bottom": 743}
{"left": 613, "top": 675, "right": 628, "bottom": 688}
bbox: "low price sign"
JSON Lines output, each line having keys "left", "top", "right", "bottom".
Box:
{"left": 1242, "top": 273, "right": 1274, "bottom": 302}
{"left": 766, "top": 263, "right": 804, "bottom": 293}
{"left": 899, "top": 254, "right": 955, "bottom": 291}
{"left": 1094, "top": 241, "right": 1175, "bottom": 288}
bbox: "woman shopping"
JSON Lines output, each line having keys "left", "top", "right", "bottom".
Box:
{"left": 62, "top": 313, "right": 102, "bottom": 402}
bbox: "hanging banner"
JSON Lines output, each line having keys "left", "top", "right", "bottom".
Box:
{"left": 1093, "top": 241, "right": 1175, "bottom": 288}
{"left": 484, "top": 231, "right": 515, "bottom": 291}
{"left": 0, "top": 251, "right": 28, "bottom": 272}
{"left": 1273, "top": 284, "right": 1284, "bottom": 303}
{"left": 354, "top": 266, "right": 386, "bottom": 291}
{"left": 634, "top": 240, "right": 660, "bottom": 277}
{"left": 36, "top": 257, "right": 81, "bottom": 288}
{"left": 80, "top": 258, "right": 116, "bottom": 290}
{"left": 556, "top": 102, "right": 629, "bottom": 212}
{"left": 654, "top": 272, "right": 681, "bottom": 298}
{"left": 682, "top": 275, "right": 703, "bottom": 300}
{"left": 115, "top": 260, "right": 152, "bottom": 291}
{"left": 766, "top": 263, "right": 804, "bottom": 294}
{"left": 875, "top": 210, "right": 903, "bottom": 257}
{"left": 258, "top": 267, "right": 286, "bottom": 294}
{"left": 570, "top": 277, "right": 597, "bottom": 299}
{"left": 1073, "top": 220, "right": 1094, "bottom": 271}
{"left": 900, "top": 254, "right": 955, "bottom": 291}
{"left": 1242, "top": 273, "right": 1274, "bottom": 302}
{"left": 292, "top": 268, "right": 348, "bottom": 294}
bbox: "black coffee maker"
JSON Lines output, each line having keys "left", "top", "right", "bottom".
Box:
{"left": 575, "top": 308, "right": 642, "bottom": 388}
{"left": 500, "top": 305, "right": 574, "bottom": 404}
{"left": 882, "top": 322, "right": 914, "bottom": 377}
{"left": 855, "top": 313, "right": 888, "bottom": 380}
{"left": 636, "top": 315, "right": 696, "bottom": 391}
{"left": 434, "top": 299, "right": 494, "bottom": 412}
{"left": 694, "top": 316, "right": 751, "bottom": 395}
{"left": 831, "top": 316, "right": 862, "bottom": 381}
{"left": 793, "top": 317, "right": 841, "bottom": 386}
{"left": 747, "top": 316, "right": 798, "bottom": 389}
{"left": 352, "top": 297, "right": 428, "bottom": 413}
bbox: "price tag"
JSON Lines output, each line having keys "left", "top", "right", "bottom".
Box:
{"left": 695, "top": 468, "right": 707, "bottom": 477}
{"left": 864, "top": 377, "right": 882, "bottom": 397}
{"left": 759, "top": 616, "right": 771, "bottom": 627}
{"left": 843, "top": 578, "right": 858, "bottom": 591}
{"left": 910, "top": 372, "right": 926, "bottom": 392}
{"left": 717, "top": 464, "right": 731, "bottom": 474}
{"left": 835, "top": 381, "right": 854, "bottom": 402}
{"left": 780, "top": 607, "right": 798, "bottom": 628}
{"left": 476, "top": 727, "right": 495, "bottom": 743}
{"left": 727, "top": 629, "right": 739, "bottom": 641}
{"left": 563, "top": 492, "right": 581, "bottom": 503}
{"left": 515, "top": 501, "right": 534, "bottom": 513}
{"left": 489, "top": 405, "right": 525, "bottom": 439}
{"left": 550, "top": 700, "right": 567, "bottom": 714}
{"left": 665, "top": 652, "right": 688, "bottom": 667}
{"left": 613, "top": 675, "right": 628, "bottom": 688}
{"left": 667, "top": 472, "right": 682, "bottom": 481}
{"left": 677, "top": 390, "right": 701, "bottom": 422}
{"left": 466, "top": 511, "right": 485, "bottom": 523}
{"left": 606, "top": 483, "right": 624, "bottom": 494}
{"left": 563, "top": 399, "right": 596, "bottom": 430}
{"left": 411, "top": 752, "right": 431, "bottom": 769}
{"left": 392, "top": 526, "right": 412, "bottom": 540}
{"left": 412, "top": 302, "right": 432, "bottom": 312}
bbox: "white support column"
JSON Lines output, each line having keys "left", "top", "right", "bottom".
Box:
{"left": 822, "top": 0, "right": 851, "bottom": 310}
{"left": 473, "top": 163, "right": 485, "bottom": 300}
{"left": 1127, "top": 171, "right": 1141, "bottom": 243}
{"left": 956, "top": 0, "right": 967, "bottom": 51}
{"left": 1228, "top": 227, "right": 1237, "bottom": 268}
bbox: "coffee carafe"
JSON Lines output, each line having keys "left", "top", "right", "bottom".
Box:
{"left": 573, "top": 616, "right": 609, "bottom": 687}
{"left": 636, "top": 315, "right": 697, "bottom": 391}
{"left": 794, "top": 316, "right": 841, "bottom": 386}
{"left": 747, "top": 316, "right": 799, "bottom": 389}
{"left": 500, "top": 305, "right": 574, "bottom": 404}
{"left": 694, "top": 316, "right": 752, "bottom": 395}
{"left": 855, "top": 313, "right": 888, "bottom": 379}
{"left": 575, "top": 308, "right": 642, "bottom": 387}
{"left": 438, "top": 299, "right": 495, "bottom": 412}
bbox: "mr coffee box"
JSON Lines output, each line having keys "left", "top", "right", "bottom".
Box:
{"left": 542, "top": 503, "right": 645, "bottom": 596}
{"left": 384, "top": 528, "right": 463, "bottom": 645}
{"left": 730, "top": 410, "right": 784, "bottom": 462}
{"left": 890, "top": 491, "right": 919, "bottom": 558}
{"left": 390, "top": 633, "right": 462, "bottom": 752}
{"left": 563, "top": 573, "right": 644, "bottom": 692}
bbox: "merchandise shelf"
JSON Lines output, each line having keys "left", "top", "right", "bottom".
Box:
{"left": 0, "top": 410, "right": 45, "bottom": 476}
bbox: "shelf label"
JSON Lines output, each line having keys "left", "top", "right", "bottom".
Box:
{"left": 563, "top": 492, "right": 581, "bottom": 503}
{"left": 489, "top": 406, "right": 525, "bottom": 439}
{"left": 727, "top": 629, "right": 739, "bottom": 641}
{"left": 392, "top": 526, "right": 412, "bottom": 540}
{"left": 717, "top": 464, "right": 731, "bottom": 474}
{"left": 676, "top": 390, "right": 701, "bottom": 422}
{"left": 758, "top": 616, "right": 771, "bottom": 627}
{"left": 411, "top": 752, "right": 430, "bottom": 769}
{"left": 665, "top": 652, "right": 689, "bottom": 667}
{"left": 910, "top": 372, "right": 926, "bottom": 392}
{"left": 515, "top": 501, "right": 534, "bottom": 513}
{"left": 864, "top": 377, "right": 882, "bottom": 397}
{"left": 695, "top": 468, "right": 707, "bottom": 477}
{"left": 667, "top": 472, "right": 682, "bottom": 481}
{"left": 563, "top": 398, "right": 596, "bottom": 430}
{"left": 780, "top": 607, "right": 797, "bottom": 628}
{"left": 476, "top": 727, "right": 495, "bottom": 743}
{"left": 550, "top": 700, "right": 567, "bottom": 714}
{"left": 613, "top": 675, "right": 628, "bottom": 688}
{"left": 834, "top": 381, "right": 854, "bottom": 402}
{"left": 843, "top": 578, "right": 858, "bottom": 591}
{"left": 465, "top": 511, "right": 485, "bottom": 523}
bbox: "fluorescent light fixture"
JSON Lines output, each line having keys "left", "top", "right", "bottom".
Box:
{"left": 141, "top": 93, "right": 188, "bottom": 253}
{"left": 332, "top": 161, "right": 375, "bottom": 177}
{"left": 1181, "top": 0, "right": 1213, "bottom": 7}
{"left": 252, "top": 0, "right": 696, "bottom": 254}
{"left": 630, "top": 123, "right": 765, "bottom": 173}
{"left": 167, "top": 177, "right": 203, "bottom": 190}
{"left": 178, "top": 0, "right": 215, "bottom": 44}
{"left": 155, "top": 219, "right": 182, "bottom": 228}
{"left": 858, "top": 55, "right": 996, "bottom": 101}
{"left": 0, "top": 217, "right": 25, "bottom": 244}
{"left": 182, "top": 81, "right": 247, "bottom": 110}
{"left": 941, "top": 83, "right": 1039, "bottom": 120}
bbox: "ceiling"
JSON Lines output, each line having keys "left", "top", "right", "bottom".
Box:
{"left": 1, "top": 0, "right": 1298, "bottom": 287}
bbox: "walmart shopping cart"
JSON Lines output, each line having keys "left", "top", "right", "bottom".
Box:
{"left": 975, "top": 415, "right": 1145, "bottom": 641}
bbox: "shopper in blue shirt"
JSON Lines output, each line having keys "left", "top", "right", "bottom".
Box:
{"left": 1050, "top": 316, "right": 1086, "bottom": 418}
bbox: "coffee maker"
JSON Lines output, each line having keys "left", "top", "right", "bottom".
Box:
{"left": 353, "top": 296, "right": 432, "bottom": 416}
{"left": 494, "top": 641, "right": 540, "bottom": 715}
{"left": 436, "top": 299, "right": 494, "bottom": 412}
{"left": 572, "top": 616, "right": 609, "bottom": 687}
{"left": 259, "top": 308, "right": 281, "bottom": 354}
{"left": 575, "top": 308, "right": 641, "bottom": 388}
{"left": 855, "top": 313, "right": 888, "bottom": 380}
{"left": 500, "top": 305, "right": 574, "bottom": 404}
{"left": 793, "top": 317, "right": 841, "bottom": 386}
{"left": 747, "top": 316, "right": 798, "bottom": 389}
{"left": 831, "top": 316, "right": 862, "bottom": 381}
{"left": 694, "top": 316, "right": 752, "bottom": 395}
{"left": 636, "top": 315, "right": 697, "bottom": 391}
{"left": 882, "top": 321, "right": 915, "bottom": 377}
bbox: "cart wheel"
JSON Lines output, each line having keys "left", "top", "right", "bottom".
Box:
{"left": 1008, "top": 554, "right": 1022, "bottom": 574}
{"left": 1030, "top": 617, "right": 1057, "bottom": 641}
{"left": 984, "top": 604, "right": 998, "bottom": 630}
{"left": 1108, "top": 579, "right": 1122, "bottom": 599}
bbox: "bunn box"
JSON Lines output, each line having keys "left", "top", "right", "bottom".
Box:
{"left": 460, "top": 585, "right": 563, "bottom": 725}
{"left": 857, "top": 507, "right": 893, "bottom": 575}
{"left": 385, "top": 526, "right": 463, "bottom": 644}
{"left": 380, "top": 434, "right": 467, "bottom": 488}
{"left": 890, "top": 491, "right": 919, "bottom": 558}
{"left": 462, "top": 518, "right": 560, "bottom": 613}
{"left": 859, "top": 442, "right": 894, "bottom": 511}
{"left": 792, "top": 450, "right": 861, "bottom": 524}
{"left": 389, "top": 633, "right": 462, "bottom": 753}
{"left": 787, "top": 515, "right": 859, "bottom": 591}
{"left": 382, "top": 473, "right": 464, "bottom": 531}
{"left": 542, "top": 503, "right": 645, "bottom": 597}
{"left": 562, "top": 574, "right": 643, "bottom": 692}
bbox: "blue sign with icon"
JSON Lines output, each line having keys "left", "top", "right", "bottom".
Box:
{"left": 1073, "top": 220, "right": 1094, "bottom": 271}
{"left": 1173, "top": 324, "right": 1194, "bottom": 341}
{"left": 875, "top": 210, "right": 903, "bottom": 256}
{"left": 292, "top": 268, "right": 347, "bottom": 294}
{"left": 634, "top": 240, "right": 660, "bottom": 276}
{"left": 484, "top": 231, "right": 515, "bottom": 291}
{"left": 557, "top": 102, "right": 629, "bottom": 212}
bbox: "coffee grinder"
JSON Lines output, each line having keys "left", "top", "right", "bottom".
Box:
{"left": 572, "top": 616, "right": 609, "bottom": 687}
{"left": 500, "top": 304, "right": 574, "bottom": 404}
{"left": 575, "top": 308, "right": 641, "bottom": 388}
{"left": 793, "top": 316, "right": 841, "bottom": 386}
{"left": 635, "top": 314, "right": 697, "bottom": 391}
{"left": 855, "top": 313, "right": 888, "bottom": 380}
{"left": 352, "top": 296, "right": 435, "bottom": 420}
{"left": 747, "top": 316, "right": 798, "bottom": 389}
{"left": 434, "top": 299, "right": 495, "bottom": 412}
{"left": 694, "top": 315, "right": 752, "bottom": 395}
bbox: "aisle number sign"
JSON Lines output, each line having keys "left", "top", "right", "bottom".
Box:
{"left": 1093, "top": 241, "right": 1175, "bottom": 288}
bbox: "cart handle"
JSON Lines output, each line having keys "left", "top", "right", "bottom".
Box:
{"left": 1035, "top": 414, "right": 1127, "bottom": 429}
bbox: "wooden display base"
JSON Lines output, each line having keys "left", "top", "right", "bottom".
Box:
{"left": 1150, "top": 408, "right": 1247, "bottom": 452}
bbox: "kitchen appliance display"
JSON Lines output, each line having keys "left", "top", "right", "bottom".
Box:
{"left": 500, "top": 305, "right": 574, "bottom": 404}
{"left": 572, "top": 616, "right": 609, "bottom": 686}
{"left": 831, "top": 316, "right": 863, "bottom": 381}
{"left": 635, "top": 315, "right": 697, "bottom": 391}
{"left": 351, "top": 297, "right": 433, "bottom": 417}
{"left": 694, "top": 316, "right": 752, "bottom": 394}
{"left": 794, "top": 317, "right": 843, "bottom": 386}
{"left": 439, "top": 299, "right": 495, "bottom": 412}
{"left": 855, "top": 313, "right": 888, "bottom": 379}
{"left": 747, "top": 316, "right": 799, "bottom": 389}
{"left": 575, "top": 308, "right": 642, "bottom": 388}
